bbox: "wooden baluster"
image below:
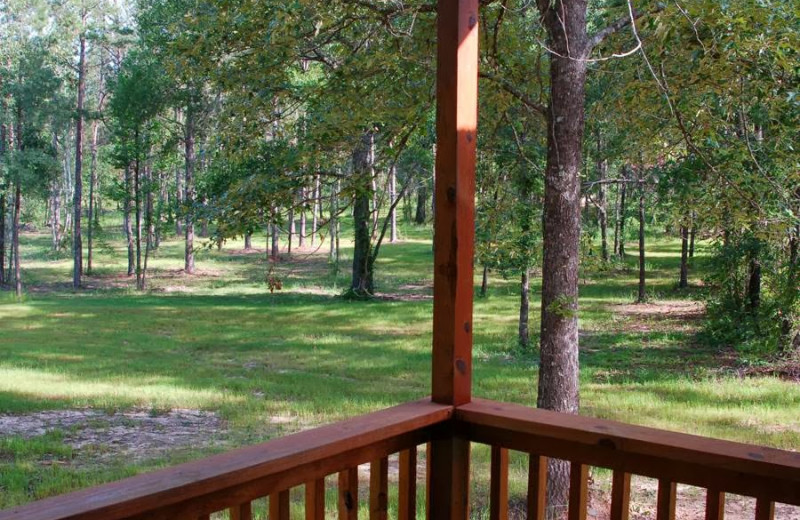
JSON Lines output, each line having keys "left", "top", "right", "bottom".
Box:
{"left": 568, "top": 463, "right": 588, "bottom": 520}
{"left": 306, "top": 478, "right": 326, "bottom": 520}
{"left": 270, "top": 490, "right": 290, "bottom": 520}
{"left": 399, "top": 447, "right": 417, "bottom": 520}
{"left": 231, "top": 502, "right": 253, "bottom": 520}
{"left": 370, "top": 457, "right": 389, "bottom": 520}
{"left": 490, "top": 446, "right": 509, "bottom": 520}
{"left": 755, "top": 499, "right": 775, "bottom": 520}
{"left": 705, "top": 490, "right": 725, "bottom": 520}
{"left": 339, "top": 467, "right": 359, "bottom": 520}
{"left": 610, "top": 471, "right": 631, "bottom": 520}
{"left": 656, "top": 480, "right": 677, "bottom": 520}
{"left": 527, "top": 455, "right": 547, "bottom": 520}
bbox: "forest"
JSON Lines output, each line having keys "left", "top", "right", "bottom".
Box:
{"left": 0, "top": 0, "right": 798, "bottom": 518}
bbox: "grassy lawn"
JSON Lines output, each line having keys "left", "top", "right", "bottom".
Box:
{"left": 1, "top": 217, "right": 799, "bottom": 513}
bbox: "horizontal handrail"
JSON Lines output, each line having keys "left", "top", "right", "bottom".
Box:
{"left": 0, "top": 399, "right": 453, "bottom": 520}
{"left": 456, "top": 398, "right": 800, "bottom": 506}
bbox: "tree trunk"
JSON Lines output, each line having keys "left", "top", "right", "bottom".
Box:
{"left": 50, "top": 180, "right": 61, "bottom": 251}
{"left": 184, "top": 108, "right": 196, "bottom": 274}
{"left": 311, "top": 175, "right": 320, "bottom": 247}
{"left": 72, "top": 32, "right": 86, "bottom": 289}
{"left": 536, "top": 1, "right": 589, "bottom": 512}
{"left": 330, "top": 182, "right": 339, "bottom": 263}
{"left": 480, "top": 265, "right": 488, "bottom": 297}
{"left": 351, "top": 132, "right": 374, "bottom": 295}
{"left": 134, "top": 142, "right": 143, "bottom": 290}
{"left": 389, "top": 165, "right": 397, "bottom": 243}
{"left": 747, "top": 256, "right": 761, "bottom": 312}
{"left": 637, "top": 178, "right": 646, "bottom": 303}
{"left": 287, "top": 204, "right": 294, "bottom": 256}
{"left": 414, "top": 183, "right": 427, "bottom": 224}
{"left": 679, "top": 225, "right": 689, "bottom": 289}
{"left": 597, "top": 134, "right": 608, "bottom": 261}
{"left": 618, "top": 173, "right": 627, "bottom": 258}
{"left": 124, "top": 166, "right": 134, "bottom": 276}
{"left": 613, "top": 178, "right": 620, "bottom": 257}
{"left": 689, "top": 225, "right": 696, "bottom": 258}
{"left": 13, "top": 182, "right": 22, "bottom": 297}
{"left": 299, "top": 188, "right": 306, "bottom": 248}
{"left": 519, "top": 269, "right": 530, "bottom": 348}
{"left": 244, "top": 232, "right": 252, "bottom": 250}
{"left": 0, "top": 192, "right": 5, "bottom": 286}
{"left": 87, "top": 118, "right": 99, "bottom": 274}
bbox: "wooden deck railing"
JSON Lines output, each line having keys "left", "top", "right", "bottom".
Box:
{"left": 1, "top": 398, "right": 798, "bottom": 520}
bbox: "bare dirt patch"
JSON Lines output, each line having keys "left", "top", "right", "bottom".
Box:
{"left": 0, "top": 409, "right": 227, "bottom": 463}
{"left": 610, "top": 300, "right": 705, "bottom": 333}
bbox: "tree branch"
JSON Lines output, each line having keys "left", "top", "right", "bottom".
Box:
{"left": 479, "top": 71, "right": 547, "bottom": 117}
{"left": 587, "top": 3, "right": 664, "bottom": 53}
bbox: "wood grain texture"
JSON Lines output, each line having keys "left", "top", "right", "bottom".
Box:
{"left": 489, "top": 447, "right": 508, "bottom": 520}
{"left": 230, "top": 502, "right": 252, "bottom": 520}
{"left": 610, "top": 471, "right": 631, "bottom": 520}
{"left": 305, "top": 479, "right": 325, "bottom": 520}
{"left": 428, "top": 435, "right": 470, "bottom": 520}
{"left": 0, "top": 399, "right": 451, "bottom": 520}
{"left": 527, "top": 455, "right": 547, "bottom": 520}
{"left": 370, "top": 457, "right": 389, "bottom": 520}
{"left": 656, "top": 480, "right": 676, "bottom": 520}
{"left": 398, "top": 448, "right": 417, "bottom": 520}
{"left": 704, "top": 490, "right": 724, "bottom": 520}
{"left": 568, "top": 463, "right": 588, "bottom": 520}
{"left": 431, "top": 0, "right": 479, "bottom": 408}
{"left": 456, "top": 399, "right": 800, "bottom": 505}
{"left": 338, "top": 468, "right": 358, "bottom": 520}
{"left": 755, "top": 499, "right": 775, "bottom": 520}
{"left": 269, "top": 491, "right": 289, "bottom": 520}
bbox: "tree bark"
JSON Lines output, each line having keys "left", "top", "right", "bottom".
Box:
{"left": 414, "top": 183, "right": 427, "bottom": 224}
{"left": 124, "top": 166, "right": 134, "bottom": 276}
{"left": 134, "top": 134, "right": 143, "bottom": 290}
{"left": 0, "top": 192, "right": 5, "bottom": 286}
{"left": 13, "top": 182, "right": 21, "bottom": 297}
{"left": 519, "top": 269, "right": 530, "bottom": 348}
{"left": 689, "top": 226, "right": 696, "bottom": 258}
{"left": 73, "top": 32, "right": 86, "bottom": 289}
{"left": 618, "top": 172, "right": 628, "bottom": 258}
{"left": 287, "top": 204, "right": 294, "bottom": 256}
{"left": 480, "top": 265, "right": 488, "bottom": 297}
{"left": 613, "top": 178, "right": 620, "bottom": 257}
{"left": 389, "top": 165, "right": 398, "bottom": 243}
{"left": 351, "top": 132, "right": 374, "bottom": 295}
{"left": 536, "top": 1, "right": 589, "bottom": 512}
{"left": 597, "top": 134, "right": 609, "bottom": 261}
{"left": 184, "top": 107, "right": 196, "bottom": 274}
{"left": 244, "top": 232, "right": 252, "bottom": 250}
{"left": 747, "top": 256, "right": 761, "bottom": 312}
{"left": 330, "top": 182, "right": 339, "bottom": 263}
{"left": 299, "top": 188, "right": 306, "bottom": 248}
{"left": 637, "top": 178, "right": 646, "bottom": 303}
{"left": 87, "top": 118, "right": 99, "bottom": 274}
{"left": 679, "top": 225, "right": 689, "bottom": 289}
{"left": 311, "top": 174, "right": 320, "bottom": 247}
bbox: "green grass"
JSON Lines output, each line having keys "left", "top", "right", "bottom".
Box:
{"left": 1, "top": 216, "right": 798, "bottom": 512}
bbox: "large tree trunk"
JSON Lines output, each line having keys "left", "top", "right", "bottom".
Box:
{"left": 679, "top": 225, "right": 689, "bottom": 289}
{"left": 244, "top": 232, "right": 252, "bottom": 250}
{"left": 536, "top": 1, "right": 588, "bottom": 512}
{"left": 184, "top": 108, "right": 196, "bottom": 274}
{"left": 637, "top": 178, "right": 646, "bottom": 303}
{"left": 73, "top": 32, "right": 86, "bottom": 289}
{"left": 351, "top": 132, "right": 374, "bottom": 295}
{"left": 519, "top": 269, "right": 530, "bottom": 348}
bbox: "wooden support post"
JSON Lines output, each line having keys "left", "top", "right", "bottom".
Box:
{"left": 370, "top": 457, "right": 389, "bottom": 520}
{"left": 269, "top": 490, "right": 290, "bottom": 520}
{"left": 705, "top": 490, "right": 725, "bottom": 520}
{"left": 755, "top": 499, "right": 775, "bottom": 520}
{"left": 306, "top": 479, "right": 325, "bottom": 520}
{"left": 398, "top": 447, "right": 417, "bottom": 520}
{"left": 231, "top": 502, "right": 252, "bottom": 520}
{"left": 656, "top": 480, "right": 677, "bottom": 520}
{"left": 490, "top": 447, "right": 509, "bottom": 520}
{"left": 610, "top": 471, "right": 631, "bottom": 520}
{"left": 568, "top": 463, "right": 588, "bottom": 520}
{"left": 527, "top": 455, "right": 547, "bottom": 520}
{"left": 339, "top": 468, "right": 359, "bottom": 520}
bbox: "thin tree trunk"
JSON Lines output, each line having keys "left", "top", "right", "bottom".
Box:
{"left": 351, "top": 132, "right": 374, "bottom": 295}
{"left": 287, "top": 204, "right": 294, "bottom": 256}
{"left": 311, "top": 174, "right": 320, "bottom": 247}
{"left": 73, "top": 32, "right": 86, "bottom": 289}
{"left": 87, "top": 119, "right": 99, "bottom": 274}
{"left": 689, "top": 225, "right": 696, "bottom": 258}
{"left": 519, "top": 269, "right": 530, "bottom": 348}
{"left": 480, "top": 264, "right": 488, "bottom": 297}
{"left": 613, "top": 178, "right": 620, "bottom": 256}
{"left": 637, "top": 179, "right": 646, "bottom": 303}
{"left": 51, "top": 179, "right": 61, "bottom": 251}
{"left": 184, "top": 108, "right": 196, "bottom": 274}
{"left": 299, "top": 188, "right": 306, "bottom": 248}
{"left": 597, "top": 134, "right": 608, "bottom": 261}
{"left": 13, "top": 182, "right": 22, "bottom": 297}
{"left": 124, "top": 166, "right": 134, "bottom": 276}
{"left": 0, "top": 193, "right": 5, "bottom": 286}
{"left": 146, "top": 163, "right": 155, "bottom": 252}
{"left": 134, "top": 141, "right": 143, "bottom": 290}
{"left": 270, "top": 209, "right": 279, "bottom": 261}
{"left": 618, "top": 173, "right": 627, "bottom": 258}
{"left": 415, "top": 183, "right": 427, "bottom": 224}
{"left": 389, "top": 165, "right": 398, "bottom": 243}
{"left": 330, "top": 182, "right": 339, "bottom": 263}
{"left": 747, "top": 256, "right": 761, "bottom": 312}
{"left": 679, "top": 224, "right": 689, "bottom": 289}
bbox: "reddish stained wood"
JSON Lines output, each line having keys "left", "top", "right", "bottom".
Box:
{"left": 0, "top": 399, "right": 451, "bottom": 520}
{"left": 431, "top": 0, "right": 479, "bottom": 408}
{"left": 370, "top": 457, "right": 389, "bottom": 520}
{"left": 230, "top": 502, "right": 252, "bottom": 520}
{"left": 338, "top": 468, "right": 358, "bottom": 520}
{"left": 197, "top": 516, "right": 210, "bottom": 520}
{"left": 428, "top": 436, "right": 470, "bottom": 520}
{"left": 656, "top": 480, "right": 676, "bottom": 520}
{"left": 269, "top": 491, "right": 290, "bottom": 520}
{"left": 527, "top": 455, "right": 547, "bottom": 520}
{"left": 398, "top": 447, "right": 417, "bottom": 520}
{"left": 568, "top": 463, "right": 588, "bottom": 520}
{"left": 754, "top": 499, "right": 775, "bottom": 520}
{"left": 426, "top": 443, "right": 432, "bottom": 520}
{"left": 704, "top": 490, "right": 724, "bottom": 520}
{"left": 455, "top": 399, "right": 800, "bottom": 506}
{"left": 489, "top": 446, "right": 509, "bottom": 520}
{"left": 610, "top": 471, "right": 631, "bottom": 520}
{"left": 305, "top": 479, "right": 325, "bottom": 520}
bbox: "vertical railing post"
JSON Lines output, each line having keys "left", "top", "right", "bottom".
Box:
{"left": 430, "top": 1, "right": 479, "bottom": 519}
